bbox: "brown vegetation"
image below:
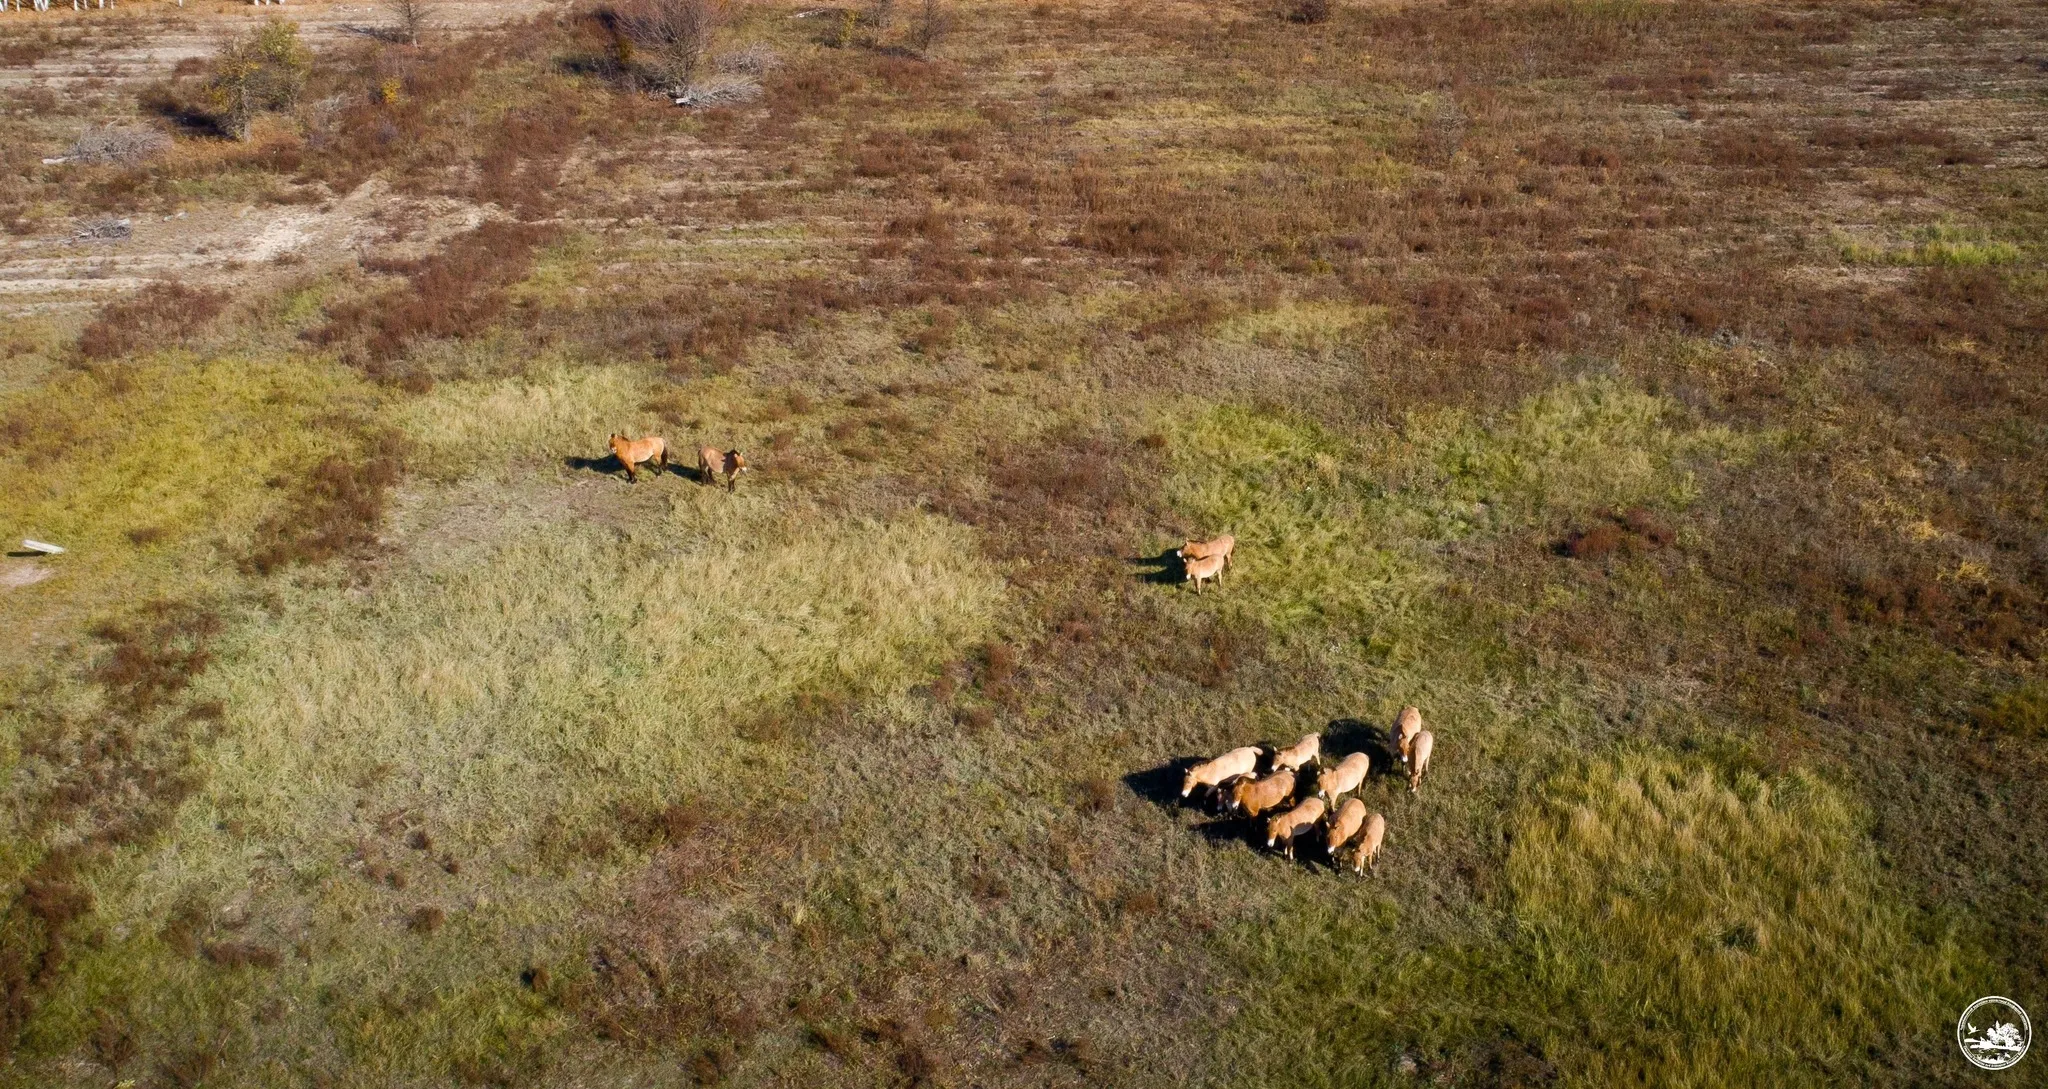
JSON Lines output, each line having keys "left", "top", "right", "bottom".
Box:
{"left": 77, "top": 283, "right": 229, "bottom": 361}
{"left": 0, "top": 603, "right": 224, "bottom": 1058}
{"left": 312, "top": 223, "right": 557, "bottom": 375}
{"left": 244, "top": 431, "right": 407, "bottom": 575}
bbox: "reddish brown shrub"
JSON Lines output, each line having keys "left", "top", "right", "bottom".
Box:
{"left": 768, "top": 63, "right": 855, "bottom": 112}
{"left": 89, "top": 604, "right": 222, "bottom": 717}
{"left": 1704, "top": 126, "right": 1807, "bottom": 181}
{"left": 313, "top": 222, "right": 557, "bottom": 367}
{"left": 1563, "top": 522, "right": 1625, "bottom": 559}
{"left": 1074, "top": 213, "right": 1188, "bottom": 261}
{"left": 476, "top": 100, "right": 583, "bottom": 217}
{"left": 77, "top": 282, "right": 228, "bottom": 361}
{"left": 1621, "top": 507, "right": 1675, "bottom": 548}
{"left": 1284, "top": 0, "right": 1332, "bottom": 23}
{"left": 201, "top": 941, "right": 281, "bottom": 969}
{"left": 244, "top": 431, "right": 407, "bottom": 575}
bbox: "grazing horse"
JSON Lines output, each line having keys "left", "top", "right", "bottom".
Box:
{"left": 1347, "top": 812, "right": 1386, "bottom": 875}
{"left": 1177, "top": 534, "right": 1235, "bottom": 570}
{"left": 608, "top": 434, "right": 668, "bottom": 482}
{"left": 1406, "top": 730, "right": 1434, "bottom": 796}
{"left": 1392, "top": 706, "right": 1424, "bottom": 766}
{"left": 698, "top": 446, "right": 749, "bottom": 491}
{"left": 1184, "top": 551, "right": 1226, "bottom": 593}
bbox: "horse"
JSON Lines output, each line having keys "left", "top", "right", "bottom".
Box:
{"left": 698, "top": 446, "right": 750, "bottom": 491}
{"left": 608, "top": 434, "right": 668, "bottom": 483}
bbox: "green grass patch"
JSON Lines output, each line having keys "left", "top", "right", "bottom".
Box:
{"left": 23, "top": 495, "right": 1006, "bottom": 1077}
{"left": 396, "top": 363, "right": 652, "bottom": 478}
{"left": 1219, "top": 750, "right": 1977, "bottom": 1087}
{"left": 1161, "top": 377, "right": 1755, "bottom": 630}
{"left": 1837, "top": 224, "right": 2023, "bottom": 268}
{"left": 0, "top": 355, "right": 382, "bottom": 671}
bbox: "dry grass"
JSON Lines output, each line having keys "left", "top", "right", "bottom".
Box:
{"left": 0, "top": 0, "right": 2044, "bottom": 1082}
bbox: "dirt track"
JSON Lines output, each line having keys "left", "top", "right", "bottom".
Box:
{"left": 0, "top": 0, "right": 546, "bottom": 316}
{"left": 0, "top": 0, "right": 533, "bottom": 89}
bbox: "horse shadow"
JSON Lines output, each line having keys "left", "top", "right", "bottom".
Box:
{"left": 1127, "top": 759, "right": 1264, "bottom": 848}
{"left": 563, "top": 453, "right": 625, "bottom": 478}
{"left": 1122, "top": 761, "right": 1186, "bottom": 808}
{"left": 1126, "top": 548, "right": 1185, "bottom": 586}
{"left": 1325, "top": 717, "right": 1399, "bottom": 776}
{"left": 337, "top": 23, "right": 410, "bottom": 43}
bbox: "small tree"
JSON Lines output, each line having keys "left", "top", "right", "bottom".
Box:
{"left": 207, "top": 18, "right": 310, "bottom": 141}
{"left": 389, "top": 0, "right": 433, "bottom": 46}
{"left": 1284, "top": 0, "right": 1331, "bottom": 23}
{"left": 906, "top": 0, "right": 953, "bottom": 57}
{"left": 615, "top": 0, "right": 737, "bottom": 98}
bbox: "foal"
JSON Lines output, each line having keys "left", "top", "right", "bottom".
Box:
{"left": 698, "top": 446, "right": 750, "bottom": 491}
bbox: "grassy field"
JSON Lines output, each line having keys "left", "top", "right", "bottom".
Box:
{"left": 1, "top": 0, "right": 2044, "bottom": 1084}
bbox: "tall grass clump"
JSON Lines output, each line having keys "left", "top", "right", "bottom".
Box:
{"left": 1218, "top": 751, "right": 1976, "bottom": 1087}
{"left": 206, "top": 18, "right": 310, "bottom": 141}
{"left": 1838, "top": 224, "right": 2022, "bottom": 268}
{"left": 1506, "top": 752, "right": 1975, "bottom": 1085}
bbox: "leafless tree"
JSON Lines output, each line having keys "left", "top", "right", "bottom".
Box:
{"left": 906, "top": 0, "right": 953, "bottom": 57}
{"left": 389, "top": 0, "right": 434, "bottom": 46}
{"left": 615, "top": 0, "right": 738, "bottom": 99}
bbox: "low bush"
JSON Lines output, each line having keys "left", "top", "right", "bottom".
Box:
{"left": 207, "top": 18, "right": 311, "bottom": 141}
{"left": 312, "top": 222, "right": 558, "bottom": 369}
{"left": 77, "top": 282, "right": 229, "bottom": 361}
{"left": 243, "top": 431, "right": 406, "bottom": 575}
{"left": 67, "top": 125, "right": 171, "bottom": 165}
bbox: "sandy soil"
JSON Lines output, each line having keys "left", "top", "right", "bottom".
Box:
{"left": 0, "top": 0, "right": 545, "bottom": 316}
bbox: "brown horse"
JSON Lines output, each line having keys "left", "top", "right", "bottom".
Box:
{"left": 1178, "top": 534, "right": 1236, "bottom": 569}
{"left": 609, "top": 434, "right": 668, "bottom": 482}
{"left": 698, "top": 446, "right": 750, "bottom": 491}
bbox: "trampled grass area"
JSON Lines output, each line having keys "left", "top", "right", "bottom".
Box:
{"left": 0, "top": 0, "right": 2043, "bottom": 1083}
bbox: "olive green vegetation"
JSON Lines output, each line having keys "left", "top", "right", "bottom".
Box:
{"left": 0, "top": 338, "right": 1999, "bottom": 1087}
{"left": 1224, "top": 753, "right": 1973, "bottom": 1088}
{"left": 10, "top": 360, "right": 1007, "bottom": 1080}
{"left": 1173, "top": 388, "right": 1972, "bottom": 1087}
{"left": 1160, "top": 378, "right": 1759, "bottom": 631}
{"left": 3, "top": 0, "right": 2041, "bottom": 1080}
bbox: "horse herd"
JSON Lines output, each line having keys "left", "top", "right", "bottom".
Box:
{"left": 599, "top": 432, "right": 1427, "bottom": 874}
{"left": 605, "top": 433, "right": 748, "bottom": 489}
{"left": 1179, "top": 706, "right": 1435, "bottom": 876}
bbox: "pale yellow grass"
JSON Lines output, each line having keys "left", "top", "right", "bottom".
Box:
{"left": 396, "top": 363, "right": 651, "bottom": 477}
{"left": 26, "top": 492, "right": 1007, "bottom": 1077}
{"left": 1508, "top": 751, "right": 1973, "bottom": 1086}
